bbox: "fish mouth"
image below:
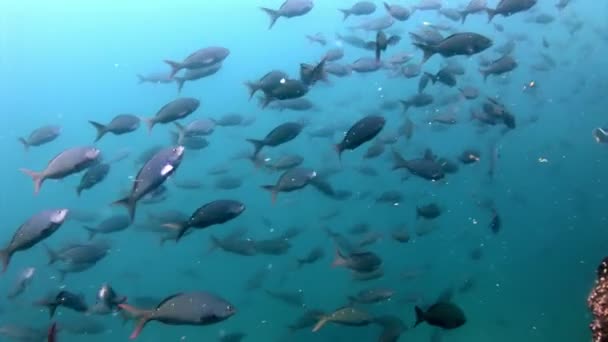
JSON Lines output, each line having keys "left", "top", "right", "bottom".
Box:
{"left": 51, "top": 209, "right": 69, "bottom": 223}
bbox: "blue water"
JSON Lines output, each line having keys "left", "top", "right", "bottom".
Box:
{"left": 1, "top": 0, "right": 607, "bottom": 341}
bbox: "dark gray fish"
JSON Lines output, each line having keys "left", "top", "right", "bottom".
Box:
{"left": 324, "top": 48, "right": 344, "bottom": 61}
{"left": 260, "top": 0, "right": 314, "bottom": 29}
{"left": 458, "top": 86, "right": 479, "bottom": 99}
{"left": 414, "top": 32, "right": 493, "bottom": 64}
{"left": 0, "top": 209, "right": 68, "bottom": 273}
{"left": 215, "top": 113, "right": 244, "bottom": 127}
{"left": 297, "top": 246, "right": 324, "bottom": 268}
{"left": 414, "top": 302, "right": 466, "bottom": 329}
{"left": 144, "top": 98, "right": 200, "bottom": 133}
{"left": 88, "top": 283, "right": 127, "bottom": 315}
{"left": 21, "top": 146, "right": 100, "bottom": 194}
{"left": 163, "top": 200, "right": 246, "bottom": 242}
{"left": 7, "top": 267, "right": 35, "bottom": 299}
{"left": 262, "top": 167, "right": 317, "bottom": 202}
{"left": 113, "top": 146, "right": 185, "bottom": 221}
{"left": 458, "top": 149, "right": 480, "bottom": 164}
{"left": 351, "top": 15, "right": 395, "bottom": 31}
{"left": 174, "top": 62, "right": 222, "bottom": 92}
{"left": 210, "top": 235, "right": 256, "bottom": 256}
{"left": 418, "top": 73, "right": 431, "bottom": 93}
{"left": 372, "top": 31, "right": 400, "bottom": 61}
{"left": 335, "top": 115, "right": 385, "bottom": 159}
{"left": 384, "top": 2, "right": 411, "bottom": 21}
{"left": 288, "top": 309, "right": 326, "bottom": 332}
{"left": 265, "top": 288, "right": 304, "bottom": 307}
{"left": 300, "top": 58, "right": 327, "bottom": 87}
{"left": 392, "top": 149, "right": 444, "bottom": 181}
{"left": 439, "top": 8, "right": 462, "bottom": 21}
{"left": 268, "top": 98, "right": 315, "bottom": 112}
{"left": 170, "top": 133, "right": 208, "bottom": 150}
{"left": 245, "top": 70, "right": 289, "bottom": 100}
{"left": 332, "top": 249, "right": 382, "bottom": 273}
{"left": 140, "top": 184, "right": 169, "bottom": 204}
{"left": 340, "top": 1, "right": 376, "bottom": 20}
{"left": 253, "top": 237, "right": 291, "bottom": 255}
{"left": 18, "top": 125, "right": 61, "bottom": 151}
{"left": 219, "top": 332, "right": 247, "bottom": 342}
{"left": 348, "top": 287, "right": 394, "bottom": 304}
{"left": 263, "top": 154, "right": 304, "bottom": 171}
{"left": 312, "top": 307, "right": 374, "bottom": 332}
{"left": 119, "top": 291, "right": 236, "bottom": 339}
{"left": 460, "top": 0, "right": 487, "bottom": 23}
{"left": 400, "top": 93, "right": 434, "bottom": 113}
{"left": 36, "top": 290, "right": 89, "bottom": 317}
{"left": 214, "top": 176, "right": 243, "bottom": 190}
{"left": 46, "top": 239, "right": 111, "bottom": 267}
{"left": 260, "top": 79, "right": 309, "bottom": 108}
{"left": 424, "top": 68, "right": 457, "bottom": 87}
{"left": 83, "top": 215, "right": 130, "bottom": 240}
{"left": 76, "top": 162, "right": 110, "bottom": 196}
{"left": 137, "top": 72, "right": 173, "bottom": 84}
{"left": 336, "top": 33, "right": 368, "bottom": 49}
{"left": 247, "top": 122, "right": 303, "bottom": 158}
{"left": 89, "top": 114, "right": 140, "bottom": 142}
{"left": 409, "top": 30, "right": 444, "bottom": 45}
{"left": 480, "top": 55, "right": 517, "bottom": 81}
{"left": 417, "top": 203, "right": 441, "bottom": 219}
{"left": 487, "top": 0, "right": 537, "bottom": 22}
{"left": 350, "top": 57, "right": 382, "bottom": 73}
{"left": 165, "top": 46, "right": 230, "bottom": 78}
{"left": 325, "top": 62, "right": 352, "bottom": 77}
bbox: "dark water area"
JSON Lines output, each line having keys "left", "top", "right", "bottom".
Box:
{"left": 0, "top": 0, "right": 607, "bottom": 341}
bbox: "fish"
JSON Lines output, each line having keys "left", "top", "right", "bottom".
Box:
{"left": 76, "top": 162, "right": 110, "bottom": 196}
{"left": 245, "top": 70, "right": 289, "bottom": 99}
{"left": 460, "top": 0, "right": 487, "bottom": 23}
{"left": 350, "top": 57, "right": 382, "bottom": 73}
{"left": 162, "top": 200, "right": 246, "bottom": 242}
{"left": 263, "top": 154, "right": 304, "bottom": 171}
{"left": 136, "top": 72, "right": 173, "bottom": 84}
{"left": 164, "top": 46, "right": 230, "bottom": 78}
{"left": 7, "top": 267, "right": 36, "bottom": 299}
{"left": 486, "top": 0, "right": 537, "bottom": 22}
{"left": 392, "top": 148, "right": 445, "bottom": 181}
{"left": 20, "top": 146, "right": 101, "bottom": 194}
{"left": 351, "top": 15, "right": 395, "bottom": 31}
{"left": 297, "top": 246, "right": 325, "bottom": 267}
{"left": 323, "top": 48, "right": 344, "bottom": 61}
{"left": 348, "top": 288, "right": 394, "bottom": 304}
{"left": 480, "top": 55, "right": 518, "bottom": 81}
{"left": 88, "top": 114, "right": 140, "bottom": 142}
{"left": 400, "top": 93, "right": 434, "bottom": 113}
{"left": 83, "top": 215, "right": 131, "bottom": 240}
{"left": 424, "top": 68, "right": 457, "bottom": 87}
{"left": 413, "top": 32, "right": 492, "bottom": 64}
{"left": 416, "top": 203, "right": 442, "bottom": 219}
{"left": 213, "top": 176, "right": 243, "bottom": 190}
{"left": 144, "top": 98, "right": 200, "bottom": 133}
{"left": 489, "top": 209, "right": 501, "bottom": 234}
{"left": 174, "top": 62, "right": 222, "bottom": 93}
{"left": 120, "top": 292, "right": 236, "bottom": 340}
{"left": 383, "top": 2, "right": 411, "bottom": 21}
{"left": 335, "top": 115, "right": 386, "bottom": 159}
{"left": 332, "top": 249, "right": 382, "bottom": 273}
{"left": 113, "top": 146, "right": 184, "bottom": 221}
{"left": 300, "top": 57, "right": 328, "bottom": 87}
{"left": 268, "top": 98, "right": 315, "bottom": 112}
{"left": 312, "top": 306, "right": 374, "bottom": 332}
{"left": 18, "top": 125, "right": 61, "bottom": 151}
{"left": 36, "top": 290, "right": 89, "bottom": 318}
{"left": 306, "top": 32, "right": 326, "bottom": 45}
{"left": 0, "top": 209, "right": 68, "bottom": 272}
{"left": 247, "top": 122, "right": 304, "bottom": 159}
{"left": 339, "top": 1, "right": 376, "bottom": 21}
{"left": 262, "top": 167, "right": 317, "bottom": 202}
{"left": 259, "top": 79, "right": 309, "bottom": 107}
{"left": 288, "top": 309, "right": 326, "bottom": 331}
{"left": 414, "top": 302, "right": 466, "bottom": 329}
{"left": 88, "top": 283, "right": 127, "bottom": 315}
{"left": 260, "top": 0, "right": 314, "bottom": 29}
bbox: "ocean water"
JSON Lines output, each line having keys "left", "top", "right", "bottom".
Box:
{"left": 0, "top": 0, "right": 607, "bottom": 341}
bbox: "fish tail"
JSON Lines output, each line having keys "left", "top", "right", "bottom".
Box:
{"left": 480, "top": 69, "right": 489, "bottom": 82}
{"left": 118, "top": 304, "right": 152, "bottom": 340}
{"left": 486, "top": 8, "right": 497, "bottom": 22}
{"left": 48, "top": 304, "right": 59, "bottom": 318}
{"left": 414, "top": 306, "right": 426, "bottom": 326}
{"left": 244, "top": 81, "right": 259, "bottom": 100}
{"left": 383, "top": 2, "right": 391, "bottom": 13}
{"left": 136, "top": 74, "right": 146, "bottom": 84}
{"left": 83, "top": 226, "right": 96, "bottom": 240}
{"left": 413, "top": 42, "right": 435, "bottom": 64}
{"left": 164, "top": 59, "right": 182, "bottom": 79}
{"left": 334, "top": 144, "right": 343, "bottom": 161}
{"left": 338, "top": 9, "right": 350, "bottom": 21}
{"left": 112, "top": 197, "right": 136, "bottom": 222}
{"left": 0, "top": 249, "right": 11, "bottom": 273}
{"left": 88, "top": 120, "right": 107, "bottom": 142}
{"left": 174, "top": 76, "right": 185, "bottom": 93}
{"left": 43, "top": 244, "right": 59, "bottom": 265}
{"left": 173, "top": 122, "right": 186, "bottom": 144}
{"left": 399, "top": 100, "right": 411, "bottom": 114}
{"left": 259, "top": 7, "right": 280, "bottom": 29}
{"left": 460, "top": 11, "right": 468, "bottom": 24}
{"left": 161, "top": 222, "right": 187, "bottom": 242}
{"left": 47, "top": 322, "right": 57, "bottom": 342}
{"left": 143, "top": 117, "right": 155, "bottom": 135}
{"left": 76, "top": 185, "right": 83, "bottom": 197}
{"left": 312, "top": 317, "right": 329, "bottom": 332}
{"left": 17, "top": 137, "right": 29, "bottom": 151}
{"left": 246, "top": 138, "right": 265, "bottom": 159}
{"left": 423, "top": 72, "right": 437, "bottom": 84}
{"left": 57, "top": 269, "right": 67, "bottom": 282}
{"left": 391, "top": 148, "right": 408, "bottom": 170}
{"left": 19, "top": 168, "right": 44, "bottom": 195}
{"left": 331, "top": 248, "right": 347, "bottom": 268}
{"left": 260, "top": 185, "right": 277, "bottom": 203}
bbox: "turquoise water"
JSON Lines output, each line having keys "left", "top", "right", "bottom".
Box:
{"left": 0, "top": 0, "right": 607, "bottom": 341}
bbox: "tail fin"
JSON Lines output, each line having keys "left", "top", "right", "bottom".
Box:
{"left": 44, "top": 244, "right": 59, "bottom": 265}
{"left": 17, "top": 138, "right": 29, "bottom": 152}
{"left": 161, "top": 222, "right": 188, "bottom": 242}
{"left": 173, "top": 122, "right": 186, "bottom": 144}
{"left": 331, "top": 249, "right": 347, "bottom": 268}
{"left": 391, "top": 149, "right": 408, "bottom": 170}
{"left": 334, "top": 144, "right": 343, "bottom": 161}
{"left": 480, "top": 69, "right": 489, "bottom": 82}
{"left": 460, "top": 11, "right": 468, "bottom": 24}
{"left": 136, "top": 74, "right": 146, "bottom": 84}
{"left": 423, "top": 72, "right": 437, "bottom": 84}
{"left": 47, "top": 322, "right": 57, "bottom": 342}
{"left": 175, "top": 77, "right": 185, "bottom": 93}
{"left": 339, "top": 9, "right": 350, "bottom": 21}
{"left": 118, "top": 304, "right": 152, "bottom": 340}
{"left": 0, "top": 249, "right": 11, "bottom": 273}
{"left": 76, "top": 185, "right": 83, "bottom": 197}
{"left": 246, "top": 139, "right": 265, "bottom": 158}
{"left": 383, "top": 2, "right": 391, "bottom": 13}
{"left": 164, "top": 60, "right": 182, "bottom": 79}
{"left": 399, "top": 100, "right": 411, "bottom": 114}
{"left": 486, "top": 8, "right": 497, "bottom": 22}
{"left": 312, "top": 317, "right": 329, "bottom": 332}
{"left": 413, "top": 43, "right": 436, "bottom": 64}
{"left": 244, "top": 81, "right": 260, "bottom": 100}
{"left": 143, "top": 118, "right": 155, "bottom": 134}
{"left": 88, "top": 120, "right": 107, "bottom": 142}
{"left": 260, "top": 7, "right": 280, "bottom": 29}
{"left": 112, "top": 197, "right": 136, "bottom": 222}
{"left": 414, "top": 306, "right": 426, "bottom": 327}
{"left": 83, "top": 226, "right": 97, "bottom": 240}
{"left": 19, "top": 168, "right": 44, "bottom": 195}
{"left": 261, "top": 185, "right": 277, "bottom": 203}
